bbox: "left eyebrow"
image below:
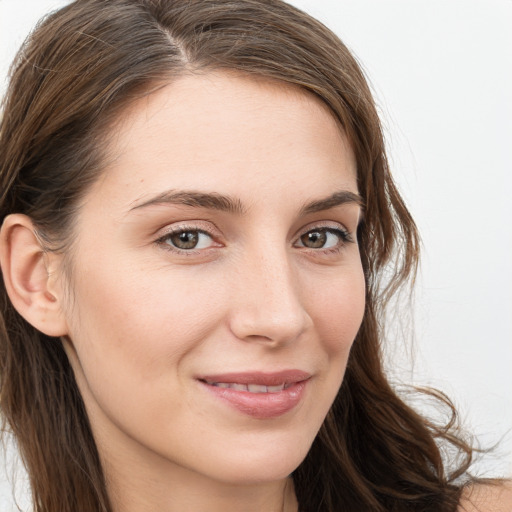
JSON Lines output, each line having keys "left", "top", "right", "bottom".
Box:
{"left": 299, "top": 190, "right": 364, "bottom": 215}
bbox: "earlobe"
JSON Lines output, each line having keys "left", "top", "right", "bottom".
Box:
{"left": 0, "top": 214, "right": 69, "bottom": 337}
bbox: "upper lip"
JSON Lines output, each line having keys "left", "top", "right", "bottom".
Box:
{"left": 198, "top": 370, "right": 311, "bottom": 386}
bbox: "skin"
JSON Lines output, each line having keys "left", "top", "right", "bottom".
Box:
{"left": 0, "top": 72, "right": 510, "bottom": 512}
{"left": 459, "top": 483, "right": 512, "bottom": 512}
{"left": 48, "top": 72, "right": 364, "bottom": 512}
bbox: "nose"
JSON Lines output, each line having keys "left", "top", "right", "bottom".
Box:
{"left": 228, "top": 248, "right": 312, "bottom": 346}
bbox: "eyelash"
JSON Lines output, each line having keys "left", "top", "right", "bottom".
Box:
{"left": 295, "top": 226, "right": 354, "bottom": 254}
{"left": 154, "top": 223, "right": 354, "bottom": 256}
{"left": 155, "top": 225, "right": 217, "bottom": 256}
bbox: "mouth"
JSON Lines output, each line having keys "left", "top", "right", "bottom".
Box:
{"left": 197, "top": 370, "right": 311, "bottom": 419}
{"left": 203, "top": 382, "right": 293, "bottom": 393}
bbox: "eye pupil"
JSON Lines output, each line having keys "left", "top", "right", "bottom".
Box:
{"left": 301, "top": 230, "right": 327, "bottom": 248}
{"left": 171, "top": 231, "right": 199, "bottom": 249}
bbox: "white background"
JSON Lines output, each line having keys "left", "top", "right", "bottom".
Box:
{"left": 1, "top": 0, "right": 511, "bottom": 509}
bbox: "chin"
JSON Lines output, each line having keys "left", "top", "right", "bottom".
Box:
{"left": 199, "top": 438, "right": 311, "bottom": 485}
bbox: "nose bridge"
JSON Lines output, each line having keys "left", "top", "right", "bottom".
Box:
{"left": 229, "top": 243, "right": 311, "bottom": 344}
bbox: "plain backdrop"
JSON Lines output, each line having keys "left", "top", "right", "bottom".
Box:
{"left": 1, "top": 0, "right": 511, "bottom": 509}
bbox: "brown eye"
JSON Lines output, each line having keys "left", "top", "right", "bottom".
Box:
{"left": 161, "top": 230, "right": 214, "bottom": 251}
{"left": 300, "top": 230, "right": 327, "bottom": 248}
{"left": 170, "top": 231, "right": 199, "bottom": 249}
{"left": 296, "top": 227, "right": 350, "bottom": 250}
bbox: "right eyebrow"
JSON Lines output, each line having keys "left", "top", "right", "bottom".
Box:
{"left": 299, "top": 190, "right": 364, "bottom": 215}
{"left": 128, "top": 189, "right": 247, "bottom": 215}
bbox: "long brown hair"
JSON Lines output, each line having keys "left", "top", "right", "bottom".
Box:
{"left": 0, "top": 1, "right": 473, "bottom": 511}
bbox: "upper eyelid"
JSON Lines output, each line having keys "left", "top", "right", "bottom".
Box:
{"left": 153, "top": 219, "right": 354, "bottom": 244}
{"left": 294, "top": 220, "right": 351, "bottom": 238}
{"left": 155, "top": 220, "right": 220, "bottom": 238}
{"left": 156, "top": 220, "right": 350, "bottom": 234}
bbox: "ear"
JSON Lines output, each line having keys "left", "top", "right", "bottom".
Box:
{"left": 0, "top": 214, "right": 69, "bottom": 337}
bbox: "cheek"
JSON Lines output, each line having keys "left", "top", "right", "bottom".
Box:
{"left": 290, "top": 262, "right": 365, "bottom": 443}
{"left": 308, "top": 263, "right": 366, "bottom": 357}
{"left": 63, "top": 255, "right": 226, "bottom": 390}
{"left": 61, "top": 262, "right": 230, "bottom": 442}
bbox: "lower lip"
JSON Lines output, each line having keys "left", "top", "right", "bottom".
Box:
{"left": 200, "top": 380, "right": 308, "bottom": 419}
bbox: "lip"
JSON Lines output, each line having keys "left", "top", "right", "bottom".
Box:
{"left": 200, "top": 370, "right": 311, "bottom": 386}
{"left": 198, "top": 370, "right": 311, "bottom": 419}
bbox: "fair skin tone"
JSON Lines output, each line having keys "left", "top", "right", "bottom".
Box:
{"left": 459, "top": 482, "right": 512, "bottom": 512}
{"left": 1, "top": 72, "right": 365, "bottom": 511}
{"left": 1, "top": 72, "right": 511, "bottom": 512}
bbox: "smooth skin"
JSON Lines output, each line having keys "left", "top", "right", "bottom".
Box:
{"left": 1, "top": 72, "right": 510, "bottom": 512}
{"left": 1, "top": 72, "right": 365, "bottom": 511}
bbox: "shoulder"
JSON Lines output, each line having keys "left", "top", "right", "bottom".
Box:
{"left": 458, "top": 481, "right": 512, "bottom": 512}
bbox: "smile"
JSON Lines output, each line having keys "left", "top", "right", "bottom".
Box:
{"left": 204, "top": 382, "right": 292, "bottom": 393}
{"left": 198, "top": 370, "right": 311, "bottom": 419}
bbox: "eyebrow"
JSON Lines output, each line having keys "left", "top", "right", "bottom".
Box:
{"left": 129, "top": 190, "right": 246, "bottom": 215}
{"left": 299, "top": 190, "right": 363, "bottom": 215}
{"left": 129, "top": 189, "right": 363, "bottom": 215}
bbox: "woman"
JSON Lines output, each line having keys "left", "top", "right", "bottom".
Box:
{"left": 0, "top": 0, "right": 510, "bottom": 511}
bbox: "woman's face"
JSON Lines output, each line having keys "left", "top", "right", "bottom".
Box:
{"left": 59, "top": 72, "right": 365, "bottom": 486}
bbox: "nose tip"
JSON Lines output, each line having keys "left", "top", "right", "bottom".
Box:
{"left": 228, "top": 258, "right": 312, "bottom": 346}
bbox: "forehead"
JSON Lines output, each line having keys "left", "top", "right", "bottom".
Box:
{"left": 89, "top": 71, "right": 358, "bottom": 211}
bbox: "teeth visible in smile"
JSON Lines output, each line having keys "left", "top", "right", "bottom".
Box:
{"left": 267, "top": 384, "right": 286, "bottom": 392}
{"left": 206, "top": 381, "right": 287, "bottom": 393}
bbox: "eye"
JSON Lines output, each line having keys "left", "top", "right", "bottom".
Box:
{"left": 158, "top": 229, "right": 214, "bottom": 251}
{"left": 295, "top": 227, "right": 351, "bottom": 250}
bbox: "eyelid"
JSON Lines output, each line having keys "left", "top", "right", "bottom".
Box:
{"left": 154, "top": 220, "right": 221, "bottom": 239}
{"left": 294, "top": 220, "right": 353, "bottom": 240}
{"left": 154, "top": 221, "right": 223, "bottom": 254}
{"left": 293, "top": 222, "right": 354, "bottom": 253}
{"left": 152, "top": 219, "right": 355, "bottom": 257}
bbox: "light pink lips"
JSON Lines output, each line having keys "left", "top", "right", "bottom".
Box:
{"left": 198, "top": 370, "right": 310, "bottom": 419}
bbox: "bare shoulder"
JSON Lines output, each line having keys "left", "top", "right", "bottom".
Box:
{"left": 458, "top": 481, "right": 512, "bottom": 512}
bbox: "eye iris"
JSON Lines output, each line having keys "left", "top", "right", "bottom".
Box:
{"left": 170, "top": 231, "right": 199, "bottom": 249}
{"left": 301, "top": 230, "right": 327, "bottom": 248}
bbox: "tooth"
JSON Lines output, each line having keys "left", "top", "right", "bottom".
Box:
{"left": 247, "top": 384, "right": 268, "bottom": 393}
{"left": 231, "top": 383, "right": 248, "bottom": 391}
{"left": 267, "top": 384, "right": 284, "bottom": 392}
{"left": 216, "top": 382, "right": 230, "bottom": 388}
